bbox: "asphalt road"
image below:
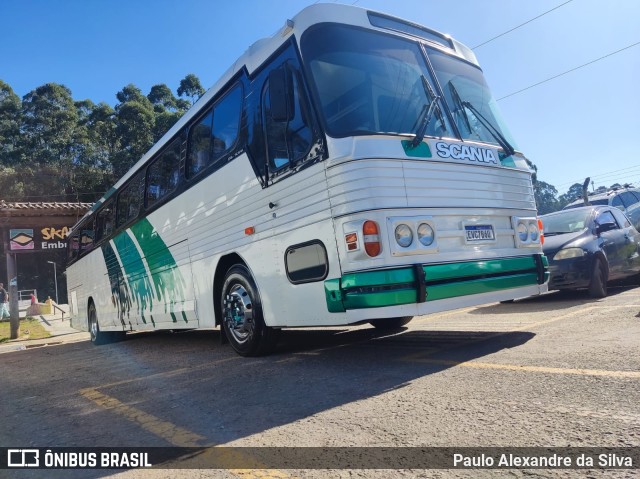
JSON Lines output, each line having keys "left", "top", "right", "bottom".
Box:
{"left": 1, "top": 286, "right": 639, "bottom": 478}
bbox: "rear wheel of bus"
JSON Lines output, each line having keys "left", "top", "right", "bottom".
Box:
{"left": 221, "top": 264, "right": 279, "bottom": 356}
{"left": 88, "top": 302, "right": 125, "bottom": 345}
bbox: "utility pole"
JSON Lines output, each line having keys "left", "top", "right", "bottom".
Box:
{"left": 47, "top": 260, "right": 58, "bottom": 304}
{"left": 6, "top": 252, "right": 19, "bottom": 340}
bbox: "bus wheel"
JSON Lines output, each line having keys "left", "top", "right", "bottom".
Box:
{"left": 88, "top": 303, "right": 109, "bottom": 345}
{"left": 221, "top": 265, "right": 279, "bottom": 356}
{"left": 369, "top": 316, "right": 413, "bottom": 330}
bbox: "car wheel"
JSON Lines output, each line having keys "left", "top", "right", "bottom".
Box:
{"left": 588, "top": 257, "right": 607, "bottom": 298}
{"left": 221, "top": 264, "right": 279, "bottom": 356}
{"left": 369, "top": 316, "right": 413, "bottom": 330}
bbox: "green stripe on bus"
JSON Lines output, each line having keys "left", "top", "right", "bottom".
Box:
{"left": 101, "top": 241, "right": 132, "bottom": 326}
{"left": 130, "top": 218, "right": 188, "bottom": 322}
{"left": 113, "top": 230, "right": 155, "bottom": 325}
{"left": 325, "top": 256, "right": 546, "bottom": 312}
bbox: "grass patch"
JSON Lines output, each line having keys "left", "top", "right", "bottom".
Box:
{"left": 0, "top": 317, "right": 51, "bottom": 343}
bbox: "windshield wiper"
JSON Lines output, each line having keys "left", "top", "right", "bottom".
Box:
{"left": 448, "top": 81, "right": 472, "bottom": 134}
{"left": 411, "top": 76, "right": 445, "bottom": 147}
{"left": 446, "top": 80, "right": 515, "bottom": 156}
{"left": 420, "top": 76, "right": 446, "bottom": 133}
{"left": 461, "top": 100, "right": 515, "bottom": 156}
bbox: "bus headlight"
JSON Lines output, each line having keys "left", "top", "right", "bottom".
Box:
{"left": 528, "top": 223, "right": 539, "bottom": 242}
{"left": 395, "top": 224, "right": 413, "bottom": 248}
{"left": 417, "top": 223, "right": 435, "bottom": 246}
{"left": 517, "top": 222, "right": 528, "bottom": 242}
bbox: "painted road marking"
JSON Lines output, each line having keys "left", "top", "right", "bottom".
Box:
{"left": 80, "top": 387, "right": 293, "bottom": 478}
{"left": 79, "top": 387, "right": 205, "bottom": 447}
{"left": 400, "top": 306, "right": 598, "bottom": 363}
{"left": 92, "top": 356, "right": 241, "bottom": 389}
{"left": 413, "top": 359, "right": 640, "bottom": 379}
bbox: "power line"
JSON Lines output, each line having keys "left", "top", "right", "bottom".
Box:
{"left": 497, "top": 41, "right": 640, "bottom": 101}
{"left": 472, "top": 0, "right": 573, "bottom": 49}
{"left": 556, "top": 165, "right": 640, "bottom": 189}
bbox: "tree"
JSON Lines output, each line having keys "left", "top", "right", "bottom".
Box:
{"left": 558, "top": 182, "right": 584, "bottom": 208}
{"left": 148, "top": 84, "right": 177, "bottom": 110}
{"left": 148, "top": 84, "right": 186, "bottom": 142}
{"left": 177, "top": 74, "right": 205, "bottom": 105}
{"left": 0, "top": 80, "right": 22, "bottom": 166}
{"left": 21, "top": 83, "right": 79, "bottom": 168}
{"left": 534, "top": 180, "right": 560, "bottom": 215}
{"left": 113, "top": 87, "right": 155, "bottom": 177}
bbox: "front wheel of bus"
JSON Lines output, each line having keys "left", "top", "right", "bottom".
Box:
{"left": 221, "top": 265, "right": 279, "bottom": 356}
{"left": 369, "top": 316, "right": 413, "bottom": 330}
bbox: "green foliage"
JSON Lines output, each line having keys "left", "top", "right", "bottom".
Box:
{"left": 533, "top": 179, "right": 559, "bottom": 215}
{"left": 0, "top": 75, "right": 201, "bottom": 202}
{"left": 558, "top": 182, "right": 584, "bottom": 208}
{"left": 0, "top": 80, "right": 22, "bottom": 166}
{"left": 177, "top": 73, "right": 205, "bottom": 105}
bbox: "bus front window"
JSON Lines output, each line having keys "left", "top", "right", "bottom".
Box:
{"left": 427, "top": 47, "right": 518, "bottom": 151}
{"left": 301, "top": 24, "right": 517, "bottom": 152}
{"left": 301, "top": 24, "right": 449, "bottom": 138}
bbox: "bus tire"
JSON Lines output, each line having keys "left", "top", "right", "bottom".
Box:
{"left": 221, "top": 264, "right": 279, "bottom": 356}
{"left": 88, "top": 303, "right": 110, "bottom": 345}
{"left": 369, "top": 316, "right": 413, "bottom": 330}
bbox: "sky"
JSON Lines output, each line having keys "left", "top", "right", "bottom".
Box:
{"left": 1, "top": 0, "right": 639, "bottom": 196}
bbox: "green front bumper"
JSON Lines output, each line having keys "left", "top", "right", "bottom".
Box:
{"left": 324, "top": 255, "right": 549, "bottom": 313}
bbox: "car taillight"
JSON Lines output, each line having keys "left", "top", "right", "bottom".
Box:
{"left": 363, "top": 220, "right": 381, "bottom": 257}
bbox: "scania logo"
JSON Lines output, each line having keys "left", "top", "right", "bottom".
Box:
{"left": 435, "top": 142, "right": 498, "bottom": 165}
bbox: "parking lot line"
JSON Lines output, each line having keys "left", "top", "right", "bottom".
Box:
{"left": 79, "top": 387, "right": 206, "bottom": 447}
{"left": 400, "top": 306, "right": 598, "bottom": 363}
{"left": 91, "top": 356, "right": 241, "bottom": 390}
{"left": 411, "top": 359, "right": 640, "bottom": 378}
{"left": 79, "top": 387, "right": 293, "bottom": 478}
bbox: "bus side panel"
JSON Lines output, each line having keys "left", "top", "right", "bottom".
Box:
{"left": 67, "top": 246, "right": 118, "bottom": 333}
{"left": 245, "top": 163, "right": 338, "bottom": 327}
{"left": 124, "top": 217, "right": 197, "bottom": 329}
{"left": 175, "top": 155, "right": 272, "bottom": 328}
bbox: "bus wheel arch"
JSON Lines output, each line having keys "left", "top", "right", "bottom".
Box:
{"left": 213, "top": 253, "right": 247, "bottom": 327}
{"left": 87, "top": 298, "right": 124, "bottom": 345}
{"left": 218, "top": 261, "right": 279, "bottom": 356}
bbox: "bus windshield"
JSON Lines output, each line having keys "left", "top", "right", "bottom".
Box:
{"left": 428, "top": 47, "right": 518, "bottom": 150}
{"left": 301, "top": 24, "right": 517, "bottom": 150}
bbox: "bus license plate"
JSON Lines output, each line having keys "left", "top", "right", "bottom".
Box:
{"left": 464, "top": 224, "right": 495, "bottom": 242}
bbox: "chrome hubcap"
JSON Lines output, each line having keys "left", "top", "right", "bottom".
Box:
{"left": 223, "top": 284, "right": 254, "bottom": 344}
{"left": 90, "top": 312, "right": 98, "bottom": 340}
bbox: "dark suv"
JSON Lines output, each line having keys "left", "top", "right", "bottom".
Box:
{"left": 563, "top": 186, "right": 640, "bottom": 213}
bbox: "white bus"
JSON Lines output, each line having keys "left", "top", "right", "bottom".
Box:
{"left": 66, "top": 4, "right": 548, "bottom": 356}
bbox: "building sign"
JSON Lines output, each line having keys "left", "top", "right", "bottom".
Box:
{"left": 8, "top": 226, "right": 71, "bottom": 253}
{"left": 10, "top": 229, "right": 35, "bottom": 250}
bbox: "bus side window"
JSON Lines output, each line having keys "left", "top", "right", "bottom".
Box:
{"left": 211, "top": 85, "right": 242, "bottom": 165}
{"left": 116, "top": 173, "right": 144, "bottom": 229}
{"left": 187, "top": 109, "right": 213, "bottom": 178}
{"left": 147, "top": 137, "right": 181, "bottom": 208}
{"left": 262, "top": 65, "right": 313, "bottom": 174}
{"left": 94, "top": 200, "right": 115, "bottom": 244}
{"left": 68, "top": 230, "right": 80, "bottom": 262}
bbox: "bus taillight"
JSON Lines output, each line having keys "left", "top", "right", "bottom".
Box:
{"left": 538, "top": 218, "right": 544, "bottom": 245}
{"left": 363, "top": 220, "right": 381, "bottom": 257}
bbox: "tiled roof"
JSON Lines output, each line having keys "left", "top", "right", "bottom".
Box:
{"left": 0, "top": 200, "right": 93, "bottom": 216}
